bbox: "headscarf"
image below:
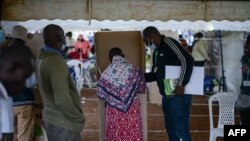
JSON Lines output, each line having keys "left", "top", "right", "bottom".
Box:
{"left": 97, "top": 56, "right": 144, "bottom": 112}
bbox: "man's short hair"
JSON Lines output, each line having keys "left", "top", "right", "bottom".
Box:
{"left": 43, "top": 24, "right": 64, "bottom": 43}
{"left": 195, "top": 32, "right": 203, "bottom": 38}
{"left": 142, "top": 26, "right": 160, "bottom": 38}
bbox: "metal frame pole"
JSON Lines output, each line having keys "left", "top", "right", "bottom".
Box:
{"left": 217, "top": 30, "right": 227, "bottom": 92}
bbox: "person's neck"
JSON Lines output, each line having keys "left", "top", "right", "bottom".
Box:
{"left": 45, "top": 43, "right": 60, "bottom": 51}
{"left": 42, "top": 45, "right": 62, "bottom": 57}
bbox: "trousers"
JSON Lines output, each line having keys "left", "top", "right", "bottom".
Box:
{"left": 43, "top": 122, "right": 82, "bottom": 141}
{"left": 162, "top": 95, "right": 192, "bottom": 141}
{"left": 14, "top": 105, "right": 35, "bottom": 141}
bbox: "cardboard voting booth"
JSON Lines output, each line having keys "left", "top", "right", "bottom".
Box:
{"left": 95, "top": 31, "right": 147, "bottom": 141}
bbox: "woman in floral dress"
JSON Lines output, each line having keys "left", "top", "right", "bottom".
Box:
{"left": 97, "top": 47, "right": 146, "bottom": 141}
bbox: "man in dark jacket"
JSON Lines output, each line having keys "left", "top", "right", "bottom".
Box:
{"left": 143, "top": 26, "right": 194, "bottom": 141}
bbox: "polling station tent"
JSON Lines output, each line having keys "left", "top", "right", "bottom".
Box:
{"left": 1, "top": 0, "right": 250, "bottom": 141}
{"left": 1, "top": 0, "right": 250, "bottom": 32}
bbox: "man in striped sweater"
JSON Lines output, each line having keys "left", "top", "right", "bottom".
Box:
{"left": 143, "top": 26, "right": 194, "bottom": 141}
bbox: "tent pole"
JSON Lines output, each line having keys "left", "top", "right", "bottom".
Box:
{"left": 217, "top": 30, "right": 227, "bottom": 92}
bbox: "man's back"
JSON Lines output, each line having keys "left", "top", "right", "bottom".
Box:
{"left": 156, "top": 37, "right": 194, "bottom": 90}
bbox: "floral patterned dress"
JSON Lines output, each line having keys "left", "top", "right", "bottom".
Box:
{"left": 97, "top": 56, "right": 146, "bottom": 141}
{"left": 105, "top": 96, "right": 143, "bottom": 141}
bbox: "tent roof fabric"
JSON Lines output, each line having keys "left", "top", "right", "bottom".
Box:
{"left": 1, "top": 0, "right": 250, "bottom": 21}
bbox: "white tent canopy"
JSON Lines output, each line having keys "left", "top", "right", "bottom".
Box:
{"left": 2, "top": 20, "right": 250, "bottom": 33}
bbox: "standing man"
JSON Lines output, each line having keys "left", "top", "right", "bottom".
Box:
{"left": 0, "top": 44, "right": 35, "bottom": 141}
{"left": 238, "top": 35, "right": 250, "bottom": 125}
{"left": 142, "top": 26, "right": 194, "bottom": 141}
{"left": 3, "top": 25, "right": 36, "bottom": 141}
{"left": 36, "top": 24, "right": 85, "bottom": 141}
{"left": 191, "top": 32, "right": 210, "bottom": 66}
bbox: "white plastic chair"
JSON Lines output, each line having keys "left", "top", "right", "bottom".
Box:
{"left": 208, "top": 92, "right": 238, "bottom": 141}
{"left": 66, "top": 59, "right": 85, "bottom": 92}
{"left": 66, "top": 59, "right": 86, "bottom": 104}
{"left": 82, "top": 59, "right": 97, "bottom": 88}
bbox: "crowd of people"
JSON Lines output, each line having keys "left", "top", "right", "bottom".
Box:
{"left": 0, "top": 24, "right": 249, "bottom": 141}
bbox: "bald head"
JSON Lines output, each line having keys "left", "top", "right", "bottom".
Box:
{"left": 43, "top": 24, "right": 65, "bottom": 50}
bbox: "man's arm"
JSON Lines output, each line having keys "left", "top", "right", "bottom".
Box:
{"left": 165, "top": 38, "right": 194, "bottom": 95}
{"left": 50, "top": 58, "right": 84, "bottom": 123}
{"left": 145, "top": 49, "right": 157, "bottom": 82}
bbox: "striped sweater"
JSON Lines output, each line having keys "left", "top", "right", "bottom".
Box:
{"left": 153, "top": 36, "right": 194, "bottom": 95}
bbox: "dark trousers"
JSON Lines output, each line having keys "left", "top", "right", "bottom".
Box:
{"left": 194, "top": 61, "right": 205, "bottom": 66}
{"left": 1, "top": 133, "right": 13, "bottom": 141}
{"left": 43, "top": 122, "right": 82, "bottom": 141}
{"left": 240, "top": 108, "right": 250, "bottom": 125}
{"left": 162, "top": 95, "right": 192, "bottom": 141}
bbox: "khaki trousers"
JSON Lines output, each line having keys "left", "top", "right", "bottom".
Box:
{"left": 14, "top": 105, "right": 35, "bottom": 141}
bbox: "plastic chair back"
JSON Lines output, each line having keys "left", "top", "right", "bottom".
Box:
{"left": 208, "top": 92, "right": 238, "bottom": 141}
{"left": 66, "top": 59, "right": 84, "bottom": 92}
